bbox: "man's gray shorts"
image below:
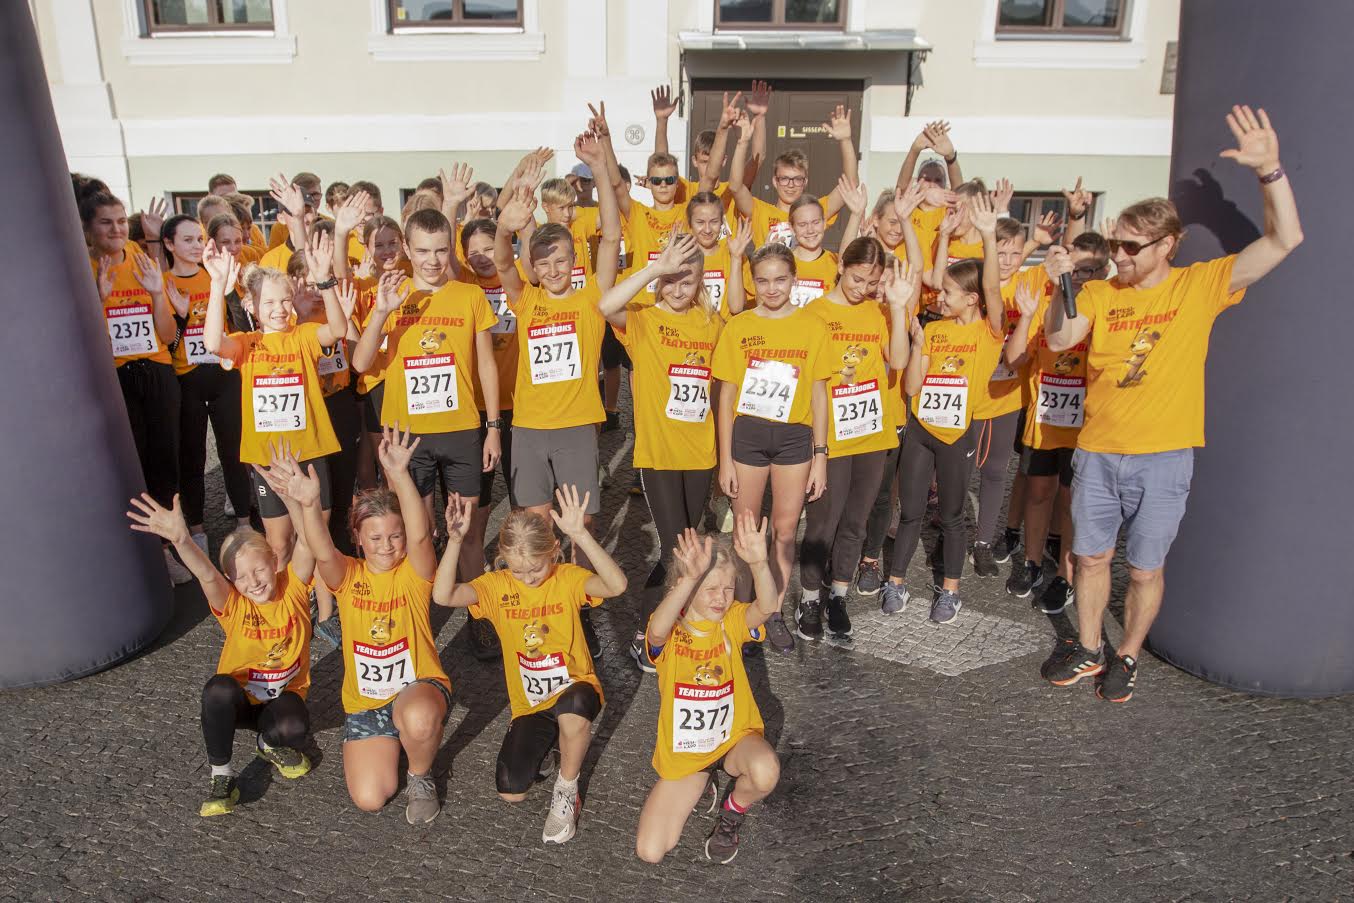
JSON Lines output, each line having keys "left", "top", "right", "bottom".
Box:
{"left": 1071, "top": 448, "right": 1194, "bottom": 571}
{"left": 510, "top": 424, "right": 601, "bottom": 513}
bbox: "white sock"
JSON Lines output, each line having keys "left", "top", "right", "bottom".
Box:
{"left": 801, "top": 589, "right": 820, "bottom": 603}
{"left": 211, "top": 763, "right": 233, "bottom": 778}
{"left": 829, "top": 584, "right": 847, "bottom": 599}
{"left": 555, "top": 774, "right": 578, "bottom": 793}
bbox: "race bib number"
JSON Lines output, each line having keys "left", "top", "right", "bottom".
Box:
{"left": 183, "top": 324, "right": 218, "bottom": 365}
{"left": 252, "top": 373, "right": 306, "bottom": 433}
{"left": 1036, "top": 373, "right": 1085, "bottom": 428}
{"left": 832, "top": 379, "right": 884, "bottom": 441}
{"left": 645, "top": 252, "right": 662, "bottom": 293}
{"left": 766, "top": 220, "right": 794, "bottom": 248}
{"left": 703, "top": 270, "right": 726, "bottom": 312}
{"left": 790, "top": 278, "right": 827, "bottom": 308}
{"left": 990, "top": 351, "right": 1017, "bottom": 382}
{"left": 666, "top": 364, "right": 711, "bottom": 423}
{"left": 570, "top": 266, "right": 587, "bottom": 292}
{"left": 353, "top": 638, "right": 414, "bottom": 700}
{"left": 106, "top": 304, "right": 156, "bottom": 357}
{"left": 317, "top": 342, "right": 347, "bottom": 376}
{"left": 527, "top": 322, "right": 581, "bottom": 384}
{"left": 736, "top": 358, "right": 798, "bottom": 423}
{"left": 486, "top": 287, "right": 515, "bottom": 334}
{"left": 404, "top": 353, "right": 458, "bottom": 414}
{"left": 243, "top": 661, "right": 299, "bottom": 704}
{"left": 672, "top": 681, "right": 734, "bottom": 754}
{"left": 916, "top": 375, "right": 968, "bottom": 430}
{"left": 518, "top": 651, "right": 573, "bottom": 707}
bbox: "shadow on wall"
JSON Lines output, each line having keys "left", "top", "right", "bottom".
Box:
{"left": 1170, "top": 167, "right": 1261, "bottom": 254}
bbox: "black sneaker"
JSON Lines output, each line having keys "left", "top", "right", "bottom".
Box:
{"left": 629, "top": 633, "right": 656, "bottom": 674}
{"left": 1044, "top": 533, "right": 1062, "bottom": 565}
{"left": 1037, "top": 576, "right": 1074, "bottom": 615}
{"left": 825, "top": 594, "right": 852, "bottom": 639}
{"left": 1005, "top": 560, "right": 1044, "bottom": 599}
{"left": 704, "top": 807, "right": 744, "bottom": 864}
{"left": 971, "top": 542, "right": 999, "bottom": 577}
{"left": 580, "top": 607, "right": 603, "bottom": 660}
{"left": 628, "top": 473, "right": 644, "bottom": 496}
{"left": 992, "top": 528, "right": 1021, "bottom": 564}
{"left": 199, "top": 775, "right": 239, "bottom": 817}
{"left": 467, "top": 615, "right": 501, "bottom": 662}
{"left": 763, "top": 612, "right": 795, "bottom": 654}
{"left": 795, "top": 597, "right": 823, "bottom": 642}
{"left": 1096, "top": 654, "right": 1138, "bottom": 703}
{"left": 854, "top": 559, "right": 883, "bottom": 596}
{"left": 601, "top": 410, "right": 622, "bottom": 433}
{"left": 1040, "top": 638, "right": 1106, "bottom": 686}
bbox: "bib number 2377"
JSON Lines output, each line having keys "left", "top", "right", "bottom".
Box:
{"left": 404, "top": 354, "right": 458, "bottom": 414}
{"left": 253, "top": 373, "right": 306, "bottom": 432}
{"left": 527, "top": 322, "right": 581, "bottom": 384}
{"left": 672, "top": 681, "right": 734, "bottom": 754}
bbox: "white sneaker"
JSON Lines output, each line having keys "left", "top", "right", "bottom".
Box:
{"left": 191, "top": 532, "right": 209, "bottom": 557}
{"left": 541, "top": 781, "right": 579, "bottom": 844}
{"left": 716, "top": 499, "right": 734, "bottom": 534}
{"left": 224, "top": 497, "right": 236, "bottom": 517}
{"left": 164, "top": 547, "right": 194, "bottom": 585}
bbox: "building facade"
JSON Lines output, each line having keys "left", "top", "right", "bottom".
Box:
{"left": 35, "top": 0, "right": 1178, "bottom": 232}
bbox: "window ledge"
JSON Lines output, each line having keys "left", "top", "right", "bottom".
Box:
{"left": 121, "top": 33, "right": 297, "bottom": 65}
{"left": 366, "top": 30, "right": 545, "bottom": 61}
{"left": 973, "top": 36, "right": 1146, "bottom": 69}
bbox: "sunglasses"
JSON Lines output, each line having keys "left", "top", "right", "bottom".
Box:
{"left": 1106, "top": 235, "right": 1167, "bottom": 256}
{"left": 1071, "top": 265, "right": 1106, "bottom": 280}
{"left": 648, "top": 176, "right": 678, "bottom": 186}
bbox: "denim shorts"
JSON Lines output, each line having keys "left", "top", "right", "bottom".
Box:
{"left": 343, "top": 678, "right": 453, "bottom": 743}
{"left": 1071, "top": 448, "right": 1194, "bottom": 570}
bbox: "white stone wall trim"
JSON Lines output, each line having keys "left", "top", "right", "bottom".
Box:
{"left": 118, "top": 0, "right": 297, "bottom": 65}
{"left": 972, "top": 0, "right": 1151, "bottom": 70}
{"left": 870, "top": 115, "right": 1172, "bottom": 157}
{"left": 366, "top": 0, "right": 543, "bottom": 61}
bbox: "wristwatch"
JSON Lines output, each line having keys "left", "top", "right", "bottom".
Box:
{"left": 943, "top": 151, "right": 958, "bottom": 164}
{"left": 314, "top": 277, "right": 338, "bottom": 290}
{"left": 485, "top": 418, "right": 504, "bottom": 429}
{"left": 813, "top": 445, "right": 829, "bottom": 458}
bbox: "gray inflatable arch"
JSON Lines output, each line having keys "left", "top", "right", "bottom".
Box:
{"left": 1146, "top": 0, "right": 1353, "bottom": 696}
{"left": 0, "top": 6, "right": 172, "bottom": 688}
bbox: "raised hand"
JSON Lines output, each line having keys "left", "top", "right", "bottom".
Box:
{"left": 939, "top": 206, "right": 963, "bottom": 234}
{"left": 335, "top": 190, "right": 370, "bottom": 235}
{"left": 839, "top": 175, "right": 868, "bottom": 217}
{"left": 718, "top": 90, "right": 744, "bottom": 130}
{"left": 673, "top": 528, "right": 714, "bottom": 579}
{"left": 574, "top": 131, "right": 605, "bottom": 169}
{"left": 909, "top": 315, "right": 925, "bottom": 348}
{"left": 550, "top": 484, "right": 590, "bottom": 539}
{"left": 1014, "top": 281, "right": 1040, "bottom": 318}
{"left": 731, "top": 511, "right": 769, "bottom": 566}
{"left": 140, "top": 196, "right": 167, "bottom": 242}
{"left": 727, "top": 217, "right": 753, "bottom": 259}
{"left": 1032, "top": 210, "right": 1062, "bottom": 246}
{"left": 586, "top": 101, "right": 611, "bottom": 139}
{"left": 132, "top": 252, "right": 164, "bottom": 294}
{"left": 1219, "top": 104, "right": 1280, "bottom": 172}
{"left": 374, "top": 269, "right": 409, "bottom": 316}
{"left": 439, "top": 162, "right": 475, "bottom": 212}
{"left": 881, "top": 256, "right": 919, "bottom": 309}
{"left": 335, "top": 277, "right": 358, "bottom": 317}
{"left": 824, "top": 104, "right": 853, "bottom": 141}
{"left": 304, "top": 228, "right": 335, "bottom": 282}
{"left": 444, "top": 493, "right": 475, "bottom": 544}
{"left": 127, "top": 492, "right": 190, "bottom": 545}
{"left": 1042, "top": 244, "right": 1073, "bottom": 280}
{"left": 655, "top": 231, "right": 699, "bottom": 274}
{"left": 969, "top": 192, "right": 998, "bottom": 235}
{"left": 202, "top": 238, "right": 231, "bottom": 282}
{"left": 498, "top": 184, "right": 538, "bottom": 233}
{"left": 268, "top": 172, "right": 304, "bottom": 218}
{"left": 1061, "top": 176, "right": 1092, "bottom": 220}
{"left": 910, "top": 125, "right": 934, "bottom": 152}
{"left": 746, "top": 79, "right": 772, "bottom": 117}
{"left": 256, "top": 441, "right": 320, "bottom": 506}
{"left": 895, "top": 179, "right": 927, "bottom": 219}
{"left": 376, "top": 424, "right": 421, "bottom": 476}
{"left": 651, "top": 84, "right": 678, "bottom": 120}
{"left": 732, "top": 109, "right": 753, "bottom": 146}
{"left": 989, "top": 177, "right": 1014, "bottom": 214}
{"left": 923, "top": 184, "right": 954, "bottom": 209}
{"left": 96, "top": 255, "right": 116, "bottom": 300}
{"left": 163, "top": 277, "right": 189, "bottom": 317}
{"left": 1100, "top": 216, "right": 1118, "bottom": 240}
{"left": 925, "top": 120, "right": 955, "bottom": 158}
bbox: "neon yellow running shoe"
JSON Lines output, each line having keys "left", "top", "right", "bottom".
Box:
{"left": 199, "top": 775, "right": 239, "bottom": 817}
{"left": 256, "top": 745, "right": 312, "bottom": 779}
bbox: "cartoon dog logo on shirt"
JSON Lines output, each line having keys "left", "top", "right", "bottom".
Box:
{"left": 1053, "top": 352, "right": 1082, "bottom": 375}
{"left": 261, "top": 640, "right": 288, "bottom": 668}
{"left": 418, "top": 329, "right": 447, "bottom": 353}
{"left": 693, "top": 663, "right": 724, "bottom": 687}
{"left": 190, "top": 300, "right": 208, "bottom": 321}
{"left": 839, "top": 344, "right": 869, "bottom": 384}
{"left": 683, "top": 352, "right": 706, "bottom": 366}
{"left": 522, "top": 620, "right": 549, "bottom": 657}
{"left": 1117, "top": 328, "right": 1160, "bottom": 388}
{"left": 369, "top": 614, "right": 393, "bottom": 644}
{"left": 939, "top": 355, "right": 965, "bottom": 374}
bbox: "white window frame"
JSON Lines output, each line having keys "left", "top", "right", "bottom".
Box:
{"left": 366, "top": 0, "right": 544, "bottom": 61}
{"left": 119, "top": 0, "right": 297, "bottom": 65}
{"left": 973, "top": 0, "right": 1150, "bottom": 69}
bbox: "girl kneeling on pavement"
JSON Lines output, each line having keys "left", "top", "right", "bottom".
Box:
{"left": 126, "top": 494, "right": 313, "bottom": 817}
{"left": 635, "top": 512, "right": 782, "bottom": 865}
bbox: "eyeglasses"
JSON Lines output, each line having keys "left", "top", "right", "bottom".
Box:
{"left": 1106, "top": 235, "right": 1167, "bottom": 256}
{"left": 303, "top": 191, "right": 322, "bottom": 204}
{"left": 1071, "top": 266, "right": 1105, "bottom": 280}
{"left": 648, "top": 175, "right": 678, "bottom": 186}
{"left": 775, "top": 175, "right": 807, "bottom": 186}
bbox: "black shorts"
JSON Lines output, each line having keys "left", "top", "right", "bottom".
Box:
{"left": 1021, "top": 445, "right": 1074, "bottom": 487}
{"left": 601, "top": 324, "right": 631, "bottom": 370}
{"left": 252, "top": 456, "right": 332, "bottom": 518}
{"left": 360, "top": 382, "right": 385, "bottom": 434}
{"left": 496, "top": 682, "right": 602, "bottom": 795}
{"left": 409, "top": 428, "right": 483, "bottom": 499}
{"left": 731, "top": 417, "right": 812, "bottom": 467}
{"left": 1014, "top": 408, "right": 1027, "bottom": 455}
{"left": 478, "top": 409, "right": 514, "bottom": 507}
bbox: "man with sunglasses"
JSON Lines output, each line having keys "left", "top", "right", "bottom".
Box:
{"left": 1038, "top": 105, "right": 1302, "bottom": 703}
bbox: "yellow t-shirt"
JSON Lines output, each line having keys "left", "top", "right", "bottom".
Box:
{"left": 625, "top": 201, "right": 686, "bottom": 278}
{"left": 166, "top": 267, "right": 215, "bottom": 376}
{"left": 315, "top": 336, "right": 352, "bottom": 397}
{"left": 616, "top": 304, "right": 724, "bottom": 471}
{"left": 711, "top": 308, "right": 834, "bottom": 428}
{"left": 749, "top": 195, "right": 835, "bottom": 249}
{"left": 223, "top": 321, "right": 340, "bottom": 465}
{"left": 1076, "top": 256, "right": 1243, "bottom": 454}
{"left": 571, "top": 206, "right": 600, "bottom": 277}
{"left": 93, "top": 252, "right": 171, "bottom": 367}
{"left": 469, "top": 564, "right": 604, "bottom": 720}
{"left": 1021, "top": 298, "right": 1090, "bottom": 452}
{"left": 909, "top": 317, "right": 1005, "bottom": 444}
{"left": 267, "top": 220, "right": 290, "bottom": 250}
{"left": 457, "top": 268, "right": 522, "bottom": 411}
{"left": 909, "top": 205, "right": 948, "bottom": 275}
{"left": 974, "top": 266, "right": 1052, "bottom": 421}
{"left": 697, "top": 242, "right": 740, "bottom": 318}
{"left": 333, "top": 556, "right": 451, "bottom": 715}
{"left": 249, "top": 224, "right": 268, "bottom": 254}
{"left": 648, "top": 602, "right": 765, "bottom": 781}
{"left": 213, "top": 566, "right": 313, "bottom": 704}
{"left": 511, "top": 280, "right": 607, "bottom": 430}
{"left": 675, "top": 177, "right": 729, "bottom": 206}
{"left": 937, "top": 234, "right": 984, "bottom": 265}
{"left": 805, "top": 296, "right": 900, "bottom": 457}
{"left": 376, "top": 281, "right": 497, "bottom": 434}
{"left": 260, "top": 242, "right": 293, "bottom": 273}
{"left": 790, "top": 250, "right": 839, "bottom": 308}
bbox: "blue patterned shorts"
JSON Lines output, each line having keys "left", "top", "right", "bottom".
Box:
{"left": 343, "top": 679, "right": 453, "bottom": 742}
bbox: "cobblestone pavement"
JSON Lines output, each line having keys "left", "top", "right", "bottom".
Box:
{"left": 2, "top": 405, "right": 1351, "bottom": 902}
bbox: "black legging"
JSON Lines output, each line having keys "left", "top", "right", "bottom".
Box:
{"left": 638, "top": 467, "right": 714, "bottom": 624}
{"left": 800, "top": 449, "right": 890, "bottom": 591}
{"left": 200, "top": 674, "right": 310, "bottom": 765}
{"left": 178, "top": 364, "right": 250, "bottom": 526}
{"left": 495, "top": 682, "right": 601, "bottom": 795}
{"left": 860, "top": 428, "right": 905, "bottom": 562}
{"left": 324, "top": 385, "right": 362, "bottom": 548}
{"left": 973, "top": 410, "right": 1020, "bottom": 545}
{"left": 889, "top": 423, "right": 978, "bottom": 583}
{"left": 117, "top": 359, "right": 181, "bottom": 508}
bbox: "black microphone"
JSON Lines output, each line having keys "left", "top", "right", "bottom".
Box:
{"left": 1059, "top": 272, "right": 1077, "bottom": 319}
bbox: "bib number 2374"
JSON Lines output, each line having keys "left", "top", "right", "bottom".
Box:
{"left": 736, "top": 358, "right": 797, "bottom": 423}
